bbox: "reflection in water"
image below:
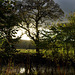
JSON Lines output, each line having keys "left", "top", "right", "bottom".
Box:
{"left": 20, "top": 68, "right": 25, "bottom": 73}
{"left": 0, "top": 65, "right": 75, "bottom": 75}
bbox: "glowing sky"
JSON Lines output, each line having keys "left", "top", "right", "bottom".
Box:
{"left": 17, "top": 0, "right": 75, "bottom": 40}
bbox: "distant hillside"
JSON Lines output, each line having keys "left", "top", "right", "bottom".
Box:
{"left": 15, "top": 40, "right": 35, "bottom": 49}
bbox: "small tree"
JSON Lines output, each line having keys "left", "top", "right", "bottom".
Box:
{"left": 48, "top": 14, "right": 75, "bottom": 55}
{"left": 18, "top": 0, "right": 64, "bottom": 53}
{"left": 57, "top": 14, "right": 75, "bottom": 55}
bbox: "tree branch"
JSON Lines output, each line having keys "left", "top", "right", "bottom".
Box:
{"left": 18, "top": 23, "right": 35, "bottom": 41}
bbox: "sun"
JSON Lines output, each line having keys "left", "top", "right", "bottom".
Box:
{"left": 21, "top": 34, "right": 31, "bottom": 40}
{"left": 16, "top": 29, "right": 31, "bottom": 40}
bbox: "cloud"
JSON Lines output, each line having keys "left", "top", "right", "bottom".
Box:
{"left": 54, "top": 0, "right": 75, "bottom": 14}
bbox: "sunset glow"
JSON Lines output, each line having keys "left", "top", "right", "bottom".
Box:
{"left": 16, "top": 29, "right": 31, "bottom": 40}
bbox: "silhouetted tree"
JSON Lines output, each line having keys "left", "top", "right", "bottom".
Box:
{"left": 18, "top": 0, "right": 64, "bottom": 53}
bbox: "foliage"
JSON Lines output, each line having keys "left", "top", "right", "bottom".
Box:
{"left": 0, "top": 0, "right": 21, "bottom": 54}
{"left": 56, "top": 14, "right": 75, "bottom": 55}
{"left": 43, "top": 14, "right": 75, "bottom": 55}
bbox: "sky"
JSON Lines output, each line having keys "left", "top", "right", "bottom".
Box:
{"left": 16, "top": 29, "right": 31, "bottom": 40}
{"left": 54, "top": 0, "right": 75, "bottom": 14}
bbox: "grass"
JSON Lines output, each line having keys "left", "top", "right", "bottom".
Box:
{"left": 17, "top": 49, "right": 36, "bottom": 54}
{"left": 0, "top": 48, "right": 74, "bottom": 54}
{"left": 17, "top": 49, "right": 74, "bottom": 54}
{"left": 0, "top": 48, "right": 74, "bottom": 57}
{"left": 16, "top": 49, "right": 75, "bottom": 59}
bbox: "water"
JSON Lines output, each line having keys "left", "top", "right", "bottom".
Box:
{"left": 0, "top": 65, "right": 75, "bottom": 75}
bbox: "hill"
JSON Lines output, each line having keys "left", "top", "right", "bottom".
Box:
{"left": 15, "top": 40, "right": 35, "bottom": 49}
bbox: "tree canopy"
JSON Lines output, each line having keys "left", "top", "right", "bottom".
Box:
{"left": 17, "top": 0, "right": 64, "bottom": 53}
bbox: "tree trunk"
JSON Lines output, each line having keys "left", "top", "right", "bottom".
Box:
{"left": 36, "top": 42, "right": 40, "bottom": 54}
{"left": 36, "top": 46, "right": 39, "bottom": 54}
{"left": 25, "top": 54, "right": 32, "bottom": 75}
{"left": 73, "top": 43, "right": 75, "bottom": 55}
{"left": 66, "top": 43, "right": 69, "bottom": 56}
{"left": 35, "top": 35, "right": 40, "bottom": 54}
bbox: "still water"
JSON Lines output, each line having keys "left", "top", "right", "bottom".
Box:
{"left": 0, "top": 65, "right": 75, "bottom": 75}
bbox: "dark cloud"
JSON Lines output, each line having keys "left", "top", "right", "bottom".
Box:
{"left": 54, "top": 0, "right": 75, "bottom": 14}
